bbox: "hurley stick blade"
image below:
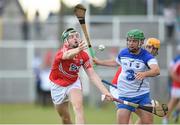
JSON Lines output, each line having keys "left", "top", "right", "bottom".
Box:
{"left": 152, "top": 104, "right": 168, "bottom": 117}
{"left": 74, "top": 4, "right": 86, "bottom": 24}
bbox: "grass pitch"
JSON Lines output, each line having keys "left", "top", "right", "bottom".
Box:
{"left": 0, "top": 103, "right": 179, "bottom": 124}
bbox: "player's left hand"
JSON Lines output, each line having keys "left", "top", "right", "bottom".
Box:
{"left": 92, "top": 57, "right": 100, "bottom": 65}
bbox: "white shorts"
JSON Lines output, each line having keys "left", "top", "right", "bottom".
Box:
{"left": 109, "top": 86, "right": 119, "bottom": 105}
{"left": 50, "top": 78, "right": 82, "bottom": 105}
{"left": 171, "top": 87, "right": 180, "bottom": 98}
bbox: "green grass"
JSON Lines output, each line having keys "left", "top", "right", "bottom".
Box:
{"left": 0, "top": 103, "right": 179, "bottom": 124}
{"left": 0, "top": 103, "right": 116, "bottom": 124}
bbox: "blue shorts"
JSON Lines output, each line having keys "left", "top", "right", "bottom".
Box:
{"left": 117, "top": 93, "right": 151, "bottom": 112}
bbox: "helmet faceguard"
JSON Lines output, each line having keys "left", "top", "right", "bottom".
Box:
{"left": 61, "top": 28, "right": 78, "bottom": 42}
{"left": 126, "top": 29, "right": 145, "bottom": 53}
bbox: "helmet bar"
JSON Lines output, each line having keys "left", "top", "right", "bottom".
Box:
{"left": 61, "top": 28, "right": 77, "bottom": 42}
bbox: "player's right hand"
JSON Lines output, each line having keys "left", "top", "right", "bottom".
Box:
{"left": 104, "top": 93, "right": 114, "bottom": 101}
{"left": 135, "top": 72, "right": 146, "bottom": 80}
{"left": 78, "top": 40, "right": 88, "bottom": 51}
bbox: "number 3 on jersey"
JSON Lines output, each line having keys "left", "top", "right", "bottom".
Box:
{"left": 126, "top": 69, "right": 135, "bottom": 81}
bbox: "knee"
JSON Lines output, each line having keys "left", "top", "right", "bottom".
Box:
{"left": 73, "top": 103, "right": 83, "bottom": 113}
{"left": 59, "top": 112, "right": 71, "bottom": 124}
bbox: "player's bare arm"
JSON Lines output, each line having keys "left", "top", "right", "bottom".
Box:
{"left": 135, "top": 64, "right": 160, "bottom": 80}
{"left": 93, "top": 57, "right": 119, "bottom": 67}
{"left": 85, "top": 67, "right": 113, "bottom": 101}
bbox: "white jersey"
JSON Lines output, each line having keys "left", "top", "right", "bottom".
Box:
{"left": 116, "top": 48, "right": 158, "bottom": 97}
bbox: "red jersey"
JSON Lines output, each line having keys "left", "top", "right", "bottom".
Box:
{"left": 170, "top": 55, "right": 180, "bottom": 88}
{"left": 49, "top": 44, "right": 91, "bottom": 87}
{"left": 111, "top": 67, "right": 122, "bottom": 85}
{"left": 172, "top": 62, "right": 180, "bottom": 88}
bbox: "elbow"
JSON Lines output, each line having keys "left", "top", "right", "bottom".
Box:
{"left": 156, "top": 69, "right": 160, "bottom": 76}
{"left": 157, "top": 71, "right": 160, "bottom": 76}
{"left": 153, "top": 66, "right": 160, "bottom": 76}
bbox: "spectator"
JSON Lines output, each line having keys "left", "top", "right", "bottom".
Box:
{"left": 34, "top": 11, "right": 42, "bottom": 39}
{"left": 42, "top": 49, "right": 53, "bottom": 69}
{"left": 163, "top": 5, "right": 176, "bottom": 40}
{"left": 38, "top": 49, "right": 54, "bottom": 106}
{"left": 162, "top": 45, "right": 180, "bottom": 124}
{"left": 175, "top": 3, "right": 180, "bottom": 45}
{"left": 32, "top": 49, "right": 54, "bottom": 106}
{"left": 21, "top": 13, "right": 29, "bottom": 41}
{"left": 32, "top": 51, "right": 42, "bottom": 105}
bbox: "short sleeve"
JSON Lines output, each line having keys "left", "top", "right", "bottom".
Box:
{"left": 115, "top": 50, "right": 122, "bottom": 65}
{"left": 147, "top": 58, "right": 158, "bottom": 66}
{"left": 55, "top": 49, "right": 63, "bottom": 60}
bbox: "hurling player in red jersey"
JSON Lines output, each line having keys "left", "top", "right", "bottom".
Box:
{"left": 49, "top": 28, "right": 113, "bottom": 124}
{"left": 163, "top": 46, "right": 180, "bottom": 124}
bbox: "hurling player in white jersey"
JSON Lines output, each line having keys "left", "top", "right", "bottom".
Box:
{"left": 93, "top": 29, "right": 160, "bottom": 124}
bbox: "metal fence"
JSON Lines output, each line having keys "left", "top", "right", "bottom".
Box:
{"left": 0, "top": 15, "right": 177, "bottom": 104}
